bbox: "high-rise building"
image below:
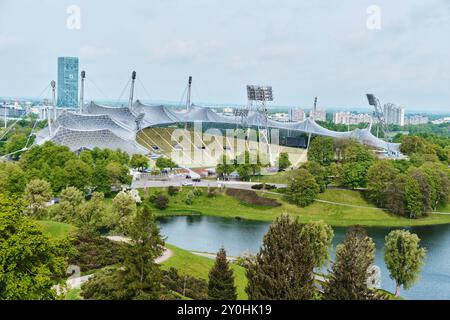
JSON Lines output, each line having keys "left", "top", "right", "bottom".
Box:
{"left": 333, "top": 111, "right": 372, "bottom": 125}
{"left": 310, "top": 108, "right": 326, "bottom": 122}
{"left": 57, "top": 57, "right": 79, "bottom": 108}
{"left": 289, "top": 108, "right": 306, "bottom": 122}
{"left": 405, "top": 115, "right": 429, "bottom": 125}
{"left": 383, "top": 104, "right": 405, "bottom": 126}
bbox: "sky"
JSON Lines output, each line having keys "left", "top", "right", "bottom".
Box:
{"left": 0, "top": 0, "right": 450, "bottom": 112}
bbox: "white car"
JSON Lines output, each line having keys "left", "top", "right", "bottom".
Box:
{"left": 182, "top": 182, "right": 194, "bottom": 186}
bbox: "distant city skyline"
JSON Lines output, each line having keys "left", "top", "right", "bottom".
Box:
{"left": 0, "top": 0, "right": 449, "bottom": 112}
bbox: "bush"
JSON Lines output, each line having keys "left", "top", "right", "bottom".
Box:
{"left": 148, "top": 191, "right": 162, "bottom": 203}
{"left": 167, "top": 186, "right": 179, "bottom": 196}
{"left": 69, "top": 231, "right": 125, "bottom": 272}
{"left": 251, "top": 184, "right": 277, "bottom": 190}
{"left": 193, "top": 188, "right": 203, "bottom": 197}
{"left": 154, "top": 195, "right": 169, "bottom": 210}
{"left": 226, "top": 189, "right": 281, "bottom": 207}
{"left": 207, "top": 187, "right": 217, "bottom": 198}
{"left": 162, "top": 268, "right": 208, "bottom": 300}
{"left": 185, "top": 190, "right": 195, "bottom": 205}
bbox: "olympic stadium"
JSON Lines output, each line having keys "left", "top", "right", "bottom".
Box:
{"left": 34, "top": 71, "right": 402, "bottom": 166}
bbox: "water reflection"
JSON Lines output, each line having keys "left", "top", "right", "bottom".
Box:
{"left": 158, "top": 215, "right": 450, "bottom": 300}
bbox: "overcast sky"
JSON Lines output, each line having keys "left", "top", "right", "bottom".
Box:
{"left": 1, "top": 0, "right": 449, "bottom": 112}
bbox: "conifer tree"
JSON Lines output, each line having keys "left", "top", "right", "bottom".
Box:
{"left": 246, "top": 214, "right": 315, "bottom": 300}
{"left": 324, "top": 226, "right": 376, "bottom": 300}
{"left": 208, "top": 248, "right": 237, "bottom": 300}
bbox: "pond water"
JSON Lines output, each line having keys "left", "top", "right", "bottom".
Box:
{"left": 158, "top": 215, "right": 450, "bottom": 300}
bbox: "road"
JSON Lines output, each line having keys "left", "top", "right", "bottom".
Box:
{"left": 132, "top": 176, "right": 286, "bottom": 190}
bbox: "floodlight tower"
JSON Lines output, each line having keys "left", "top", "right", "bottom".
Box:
{"left": 306, "top": 97, "right": 318, "bottom": 150}
{"left": 79, "top": 70, "right": 86, "bottom": 114}
{"left": 129, "top": 71, "right": 137, "bottom": 109}
{"left": 246, "top": 85, "right": 274, "bottom": 163}
{"left": 366, "top": 93, "right": 391, "bottom": 154}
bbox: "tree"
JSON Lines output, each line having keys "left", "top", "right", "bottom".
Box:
{"left": 246, "top": 214, "right": 315, "bottom": 300}
{"left": 324, "top": 226, "right": 376, "bottom": 300}
{"left": 59, "top": 186, "right": 85, "bottom": 222}
{"left": 308, "top": 136, "right": 334, "bottom": 166}
{"left": 130, "top": 154, "right": 149, "bottom": 172}
{"left": 284, "top": 169, "right": 320, "bottom": 207}
{"left": 64, "top": 159, "right": 92, "bottom": 191}
{"left": 185, "top": 190, "right": 195, "bottom": 205}
{"left": 23, "top": 179, "right": 52, "bottom": 217}
{"left": 4, "top": 133, "right": 27, "bottom": 155}
{"left": 208, "top": 248, "right": 237, "bottom": 300}
{"left": 277, "top": 152, "right": 291, "bottom": 170}
{"left": 341, "top": 161, "right": 369, "bottom": 189}
{"left": 300, "top": 221, "right": 334, "bottom": 268}
{"left": 302, "top": 161, "right": 330, "bottom": 192}
{"left": 404, "top": 175, "right": 424, "bottom": 218}
{"left": 156, "top": 157, "right": 177, "bottom": 171}
{"left": 384, "top": 230, "right": 426, "bottom": 297}
{"left": 167, "top": 186, "right": 179, "bottom": 196}
{"left": 154, "top": 195, "right": 169, "bottom": 210}
{"left": 386, "top": 174, "right": 408, "bottom": 216}
{"left": 112, "top": 191, "right": 137, "bottom": 234}
{"left": 78, "top": 192, "right": 107, "bottom": 232}
{"left": 216, "top": 155, "right": 235, "bottom": 179}
{"left": 0, "top": 195, "right": 73, "bottom": 300}
{"left": 81, "top": 206, "right": 164, "bottom": 300}
{"left": 366, "top": 160, "right": 399, "bottom": 207}
{"left": 0, "top": 162, "right": 27, "bottom": 195}
{"left": 400, "top": 135, "right": 428, "bottom": 156}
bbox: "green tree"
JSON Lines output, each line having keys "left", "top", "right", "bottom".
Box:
{"left": 341, "top": 161, "right": 370, "bottom": 189}
{"left": 112, "top": 191, "right": 137, "bottom": 234}
{"left": 404, "top": 175, "right": 423, "bottom": 218}
{"left": 216, "top": 155, "right": 235, "bottom": 179}
{"left": 308, "top": 136, "right": 335, "bottom": 166}
{"left": 78, "top": 192, "right": 107, "bottom": 232}
{"left": 81, "top": 206, "right": 164, "bottom": 299}
{"left": 384, "top": 230, "right": 426, "bottom": 297}
{"left": 277, "top": 152, "right": 291, "bottom": 170}
{"left": 324, "top": 226, "right": 376, "bottom": 300}
{"left": 130, "top": 154, "right": 149, "bottom": 172}
{"left": 4, "top": 133, "right": 27, "bottom": 155}
{"left": 284, "top": 169, "right": 320, "bottom": 207}
{"left": 64, "top": 159, "right": 92, "bottom": 191}
{"left": 59, "top": 186, "right": 85, "bottom": 222}
{"left": 366, "top": 160, "right": 400, "bottom": 207}
{"left": 185, "top": 190, "right": 195, "bottom": 205}
{"left": 156, "top": 157, "right": 177, "bottom": 171}
{"left": 302, "top": 161, "right": 330, "bottom": 192}
{"left": 300, "top": 221, "right": 334, "bottom": 268}
{"left": 246, "top": 214, "right": 315, "bottom": 300}
{"left": 0, "top": 195, "right": 73, "bottom": 300}
{"left": 23, "top": 179, "right": 52, "bottom": 217}
{"left": 208, "top": 248, "right": 237, "bottom": 300}
{"left": 154, "top": 195, "right": 169, "bottom": 210}
{"left": 0, "top": 162, "right": 27, "bottom": 195}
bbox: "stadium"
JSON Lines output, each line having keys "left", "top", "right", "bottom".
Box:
{"left": 34, "top": 71, "right": 401, "bottom": 168}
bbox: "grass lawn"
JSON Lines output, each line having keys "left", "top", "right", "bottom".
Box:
{"left": 149, "top": 187, "right": 450, "bottom": 227}
{"left": 250, "top": 171, "right": 292, "bottom": 184}
{"left": 162, "top": 244, "right": 248, "bottom": 300}
{"left": 36, "top": 220, "right": 76, "bottom": 239}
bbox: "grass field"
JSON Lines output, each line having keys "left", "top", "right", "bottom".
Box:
{"left": 36, "top": 220, "right": 76, "bottom": 238}
{"left": 162, "top": 244, "right": 248, "bottom": 300}
{"left": 149, "top": 187, "right": 450, "bottom": 227}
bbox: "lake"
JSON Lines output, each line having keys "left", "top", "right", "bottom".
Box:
{"left": 158, "top": 215, "right": 450, "bottom": 300}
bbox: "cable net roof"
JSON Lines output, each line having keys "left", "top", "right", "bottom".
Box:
{"left": 35, "top": 100, "right": 401, "bottom": 155}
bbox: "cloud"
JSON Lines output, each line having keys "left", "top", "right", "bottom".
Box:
{"left": 78, "top": 45, "right": 114, "bottom": 58}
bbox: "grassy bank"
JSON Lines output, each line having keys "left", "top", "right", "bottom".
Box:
{"left": 148, "top": 187, "right": 450, "bottom": 227}
{"left": 161, "top": 244, "right": 248, "bottom": 300}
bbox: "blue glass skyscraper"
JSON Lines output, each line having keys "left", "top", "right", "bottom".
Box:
{"left": 57, "top": 57, "right": 79, "bottom": 108}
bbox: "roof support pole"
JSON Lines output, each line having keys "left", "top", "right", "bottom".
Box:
{"left": 80, "top": 70, "right": 86, "bottom": 114}
{"left": 129, "top": 71, "right": 137, "bottom": 109}
{"left": 51, "top": 80, "right": 56, "bottom": 122}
